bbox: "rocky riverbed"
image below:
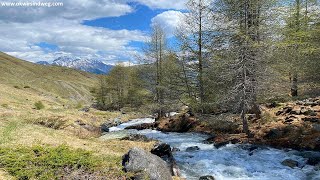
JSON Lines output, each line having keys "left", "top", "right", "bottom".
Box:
{"left": 101, "top": 114, "right": 320, "bottom": 180}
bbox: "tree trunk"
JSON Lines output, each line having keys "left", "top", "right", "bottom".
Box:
{"left": 241, "top": 109, "right": 249, "bottom": 135}
{"left": 291, "top": 73, "right": 298, "bottom": 97}
{"left": 198, "top": 0, "right": 204, "bottom": 112}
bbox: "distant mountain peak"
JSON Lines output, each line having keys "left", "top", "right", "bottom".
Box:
{"left": 36, "top": 61, "right": 50, "bottom": 65}
{"left": 37, "top": 57, "right": 113, "bottom": 74}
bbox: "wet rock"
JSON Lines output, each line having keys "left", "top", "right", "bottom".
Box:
{"left": 281, "top": 159, "right": 299, "bottom": 168}
{"left": 172, "top": 147, "right": 180, "bottom": 152}
{"left": 122, "top": 147, "right": 172, "bottom": 180}
{"left": 298, "top": 152, "right": 320, "bottom": 166}
{"left": 203, "top": 135, "right": 216, "bottom": 144}
{"left": 151, "top": 143, "right": 172, "bottom": 159}
{"left": 199, "top": 175, "right": 215, "bottom": 180}
{"left": 121, "top": 134, "right": 152, "bottom": 142}
{"left": 125, "top": 123, "right": 155, "bottom": 130}
{"left": 100, "top": 123, "right": 110, "bottom": 133}
{"left": 186, "top": 146, "right": 200, "bottom": 152}
{"left": 151, "top": 143, "right": 181, "bottom": 177}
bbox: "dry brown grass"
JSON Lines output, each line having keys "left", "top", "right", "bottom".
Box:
{"left": 0, "top": 169, "right": 15, "bottom": 180}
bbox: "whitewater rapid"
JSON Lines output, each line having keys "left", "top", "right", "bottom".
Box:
{"left": 101, "top": 118, "right": 320, "bottom": 180}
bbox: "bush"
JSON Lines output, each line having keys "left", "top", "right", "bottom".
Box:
{"left": 75, "top": 102, "right": 83, "bottom": 109}
{"left": 33, "top": 116, "right": 67, "bottom": 129}
{"left": 0, "top": 145, "right": 106, "bottom": 179}
{"left": 1, "top": 104, "right": 9, "bottom": 108}
{"left": 13, "top": 85, "right": 20, "bottom": 89}
{"left": 34, "top": 101, "right": 45, "bottom": 110}
{"left": 23, "top": 85, "right": 30, "bottom": 88}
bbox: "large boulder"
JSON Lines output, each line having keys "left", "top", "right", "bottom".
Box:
{"left": 151, "top": 143, "right": 181, "bottom": 177}
{"left": 123, "top": 147, "right": 173, "bottom": 180}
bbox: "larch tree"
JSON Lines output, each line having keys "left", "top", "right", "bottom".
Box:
{"left": 177, "top": 0, "right": 214, "bottom": 112}
{"left": 144, "top": 24, "right": 167, "bottom": 119}
{"left": 213, "top": 0, "right": 272, "bottom": 135}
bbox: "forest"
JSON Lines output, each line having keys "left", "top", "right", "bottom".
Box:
{"left": 93, "top": 0, "right": 320, "bottom": 135}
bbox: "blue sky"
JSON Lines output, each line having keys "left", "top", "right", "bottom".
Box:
{"left": 0, "top": 0, "right": 187, "bottom": 64}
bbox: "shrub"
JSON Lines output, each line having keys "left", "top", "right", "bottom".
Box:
{"left": 0, "top": 145, "right": 106, "bottom": 179}
{"left": 23, "top": 85, "right": 30, "bottom": 88}
{"left": 33, "top": 116, "right": 67, "bottom": 129}
{"left": 75, "top": 102, "right": 83, "bottom": 109}
{"left": 1, "top": 104, "right": 8, "bottom": 108}
{"left": 13, "top": 85, "right": 20, "bottom": 89}
{"left": 34, "top": 101, "right": 45, "bottom": 110}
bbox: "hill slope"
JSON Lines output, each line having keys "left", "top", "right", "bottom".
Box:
{"left": 0, "top": 52, "right": 99, "bottom": 106}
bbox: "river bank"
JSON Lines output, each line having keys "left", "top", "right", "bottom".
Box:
{"left": 153, "top": 97, "right": 320, "bottom": 151}
{"left": 103, "top": 116, "right": 320, "bottom": 180}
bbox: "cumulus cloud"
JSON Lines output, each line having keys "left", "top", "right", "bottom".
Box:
{"left": 0, "top": 0, "right": 149, "bottom": 63}
{"left": 151, "top": 10, "right": 185, "bottom": 37}
{"left": 0, "top": 19, "right": 148, "bottom": 62}
{"left": 128, "top": 0, "right": 188, "bottom": 10}
{"left": 0, "top": 0, "right": 187, "bottom": 64}
{"left": 0, "top": 0, "right": 133, "bottom": 23}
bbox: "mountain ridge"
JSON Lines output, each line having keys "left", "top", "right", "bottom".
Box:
{"left": 37, "top": 56, "right": 113, "bottom": 74}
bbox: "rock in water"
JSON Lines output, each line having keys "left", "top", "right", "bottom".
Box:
{"left": 281, "top": 159, "right": 299, "bottom": 168}
{"left": 199, "top": 175, "right": 215, "bottom": 180}
{"left": 100, "top": 123, "right": 109, "bottom": 133}
{"left": 151, "top": 143, "right": 172, "bottom": 158}
{"left": 123, "top": 147, "right": 173, "bottom": 180}
{"left": 186, "top": 146, "right": 200, "bottom": 152}
{"left": 151, "top": 143, "right": 182, "bottom": 177}
{"left": 121, "top": 134, "right": 152, "bottom": 142}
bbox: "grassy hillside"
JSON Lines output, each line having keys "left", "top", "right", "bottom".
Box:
{"left": 0, "top": 52, "right": 153, "bottom": 179}
{"left": 0, "top": 52, "right": 99, "bottom": 105}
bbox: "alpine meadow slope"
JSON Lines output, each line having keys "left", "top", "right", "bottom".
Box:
{"left": 0, "top": 52, "right": 99, "bottom": 105}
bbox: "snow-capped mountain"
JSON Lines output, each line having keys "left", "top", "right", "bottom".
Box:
{"left": 36, "top": 61, "right": 50, "bottom": 65}
{"left": 37, "top": 56, "right": 113, "bottom": 74}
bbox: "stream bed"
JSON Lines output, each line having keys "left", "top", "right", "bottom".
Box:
{"left": 101, "top": 118, "right": 320, "bottom": 180}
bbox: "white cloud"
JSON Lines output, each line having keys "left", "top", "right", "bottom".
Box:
{"left": 0, "top": 0, "right": 149, "bottom": 63}
{"left": 0, "top": 0, "right": 188, "bottom": 64}
{"left": 128, "top": 0, "right": 188, "bottom": 10}
{"left": 151, "top": 10, "right": 185, "bottom": 37}
{"left": 0, "top": 0, "right": 133, "bottom": 23}
{"left": 0, "top": 19, "right": 148, "bottom": 62}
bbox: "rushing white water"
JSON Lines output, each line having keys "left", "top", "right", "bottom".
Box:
{"left": 108, "top": 118, "right": 155, "bottom": 132}
{"left": 102, "top": 118, "right": 320, "bottom": 180}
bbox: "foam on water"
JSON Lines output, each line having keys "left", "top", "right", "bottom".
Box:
{"left": 108, "top": 118, "right": 155, "bottom": 132}
{"left": 105, "top": 118, "right": 320, "bottom": 180}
